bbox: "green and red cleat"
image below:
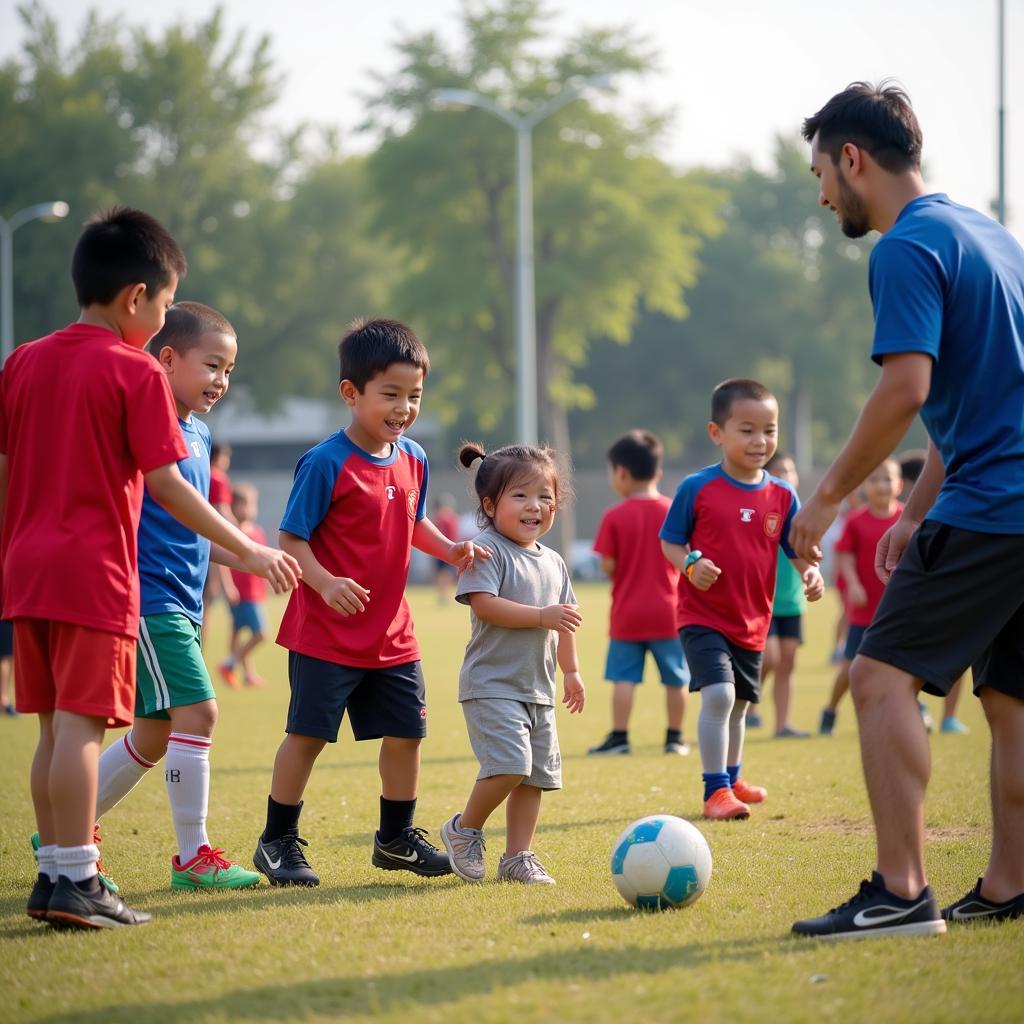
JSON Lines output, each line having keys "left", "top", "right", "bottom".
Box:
{"left": 171, "top": 845, "right": 261, "bottom": 889}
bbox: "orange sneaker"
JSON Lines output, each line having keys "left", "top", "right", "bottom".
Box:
{"left": 244, "top": 673, "right": 267, "bottom": 689}
{"left": 703, "top": 787, "right": 751, "bottom": 820}
{"left": 732, "top": 777, "right": 767, "bottom": 804}
{"left": 218, "top": 662, "right": 240, "bottom": 689}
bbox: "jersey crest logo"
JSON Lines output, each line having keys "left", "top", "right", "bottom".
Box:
{"left": 386, "top": 486, "right": 396, "bottom": 500}
{"left": 407, "top": 488, "right": 419, "bottom": 519}
{"left": 739, "top": 508, "right": 755, "bottom": 523}
{"left": 191, "top": 441, "right": 202, "bottom": 458}
{"left": 763, "top": 511, "right": 782, "bottom": 537}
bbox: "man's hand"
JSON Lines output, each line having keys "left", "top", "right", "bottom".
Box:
{"left": 320, "top": 576, "right": 370, "bottom": 616}
{"left": 562, "top": 671, "right": 585, "bottom": 714}
{"left": 540, "top": 604, "right": 582, "bottom": 633}
{"left": 688, "top": 558, "right": 722, "bottom": 591}
{"left": 789, "top": 492, "right": 842, "bottom": 565}
{"left": 802, "top": 566, "right": 825, "bottom": 602}
{"left": 239, "top": 544, "right": 301, "bottom": 594}
{"left": 875, "top": 518, "right": 920, "bottom": 583}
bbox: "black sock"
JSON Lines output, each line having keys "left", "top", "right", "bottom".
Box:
{"left": 72, "top": 875, "right": 102, "bottom": 894}
{"left": 263, "top": 795, "right": 303, "bottom": 843}
{"left": 611, "top": 730, "right": 628, "bottom": 744}
{"left": 379, "top": 796, "right": 417, "bottom": 843}
{"left": 666, "top": 728, "right": 682, "bottom": 744}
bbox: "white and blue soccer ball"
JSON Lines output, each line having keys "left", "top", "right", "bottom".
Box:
{"left": 610, "top": 814, "right": 712, "bottom": 911}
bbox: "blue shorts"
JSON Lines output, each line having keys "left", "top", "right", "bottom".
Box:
{"left": 679, "top": 626, "right": 762, "bottom": 704}
{"left": 0, "top": 619, "right": 12, "bottom": 658}
{"left": 843, "top": 624, "right": 868, "bottom": 662}
{"left": 604, "top": 638, "right": 690, "bottom": 688}
{"left": 768, "top": 614, "right": 803, "bottom": 643}
{"left": 231, "top": 600, "right": 266, "bottom": 634}
{"left": 285, "top": 651, "right": 427, "bottom": 743}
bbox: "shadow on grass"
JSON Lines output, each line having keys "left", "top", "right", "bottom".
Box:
{"left": 33, "top": 936, "right": 793, "bottom": 1023}
{"left": 215, "top": 753, "right": 479, "bottom": 777}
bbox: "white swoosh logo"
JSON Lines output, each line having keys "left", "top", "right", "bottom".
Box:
{"left": 853, "top": 900, "right": 928, "bottom": 927}
{"left": 381, "top": 848, "right": 419, "bottom": 862}
{"left": 950, "top": 903, "right": 1006, "bottom": 920}
{"left": 259, "top": 843, "right": 282, "bottom": 870}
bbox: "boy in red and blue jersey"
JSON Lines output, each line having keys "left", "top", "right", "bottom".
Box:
{"left": 254, "top": 318, "right": 487, "bottom": 886}
{"left": 660, "top": 379, "right": 824, "bottom": 821}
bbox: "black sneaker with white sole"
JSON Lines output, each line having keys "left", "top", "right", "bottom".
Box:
{"left": 26, "top": 874, "right": 55, "bottom": 921}
{"left": 253, "top": 833, "right": 320, "bottom": 886}
{"left": 587, "top": 733, "right": 630, "bottom": 756}
{"left": 792, "top": 871, "right": 946, "bottom": 940}
{"left": 45, "top": 875, "right": 152, "bottom": 929}
{"left": 942, "top": 878, "right": 1024, "bottom": 924}
{"left": 372, "top": 827, "right": 451, "bottom": 877}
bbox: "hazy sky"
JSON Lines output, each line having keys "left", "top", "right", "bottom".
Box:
{"left": 2, "top": 1, "right": 1020, "bottom": 240}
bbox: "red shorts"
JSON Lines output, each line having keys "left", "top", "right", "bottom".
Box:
{"left": 14, "top": 619, "right": 136, "bottom": 728}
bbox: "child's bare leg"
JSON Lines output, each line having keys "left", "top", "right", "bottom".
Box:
{"left": 612, "top": 682, "right": 635, "bottom": 731}
{"left": 828, "top": 661, "right": 852, "bottom": 711}
{"left": 31, "top": 712, "right": 56, "bottom": 844}
{"left": 0, "top": 656, "right": 13, "bottom": 707}
{"left": 505, "top": 783, "right": 542, "bottom": 855}
{"left": 461, "top": 774, "right": 524, "bottom": 830}
{"left": 772, "top": 637, "right": 799, "bottom": 733}
{"left": 944, "top": 675, "right": 965, "bottom": 720}
{"left": 666, "top": 685, "right": 686, "bottom": 733}
{"left": 236, "top": 631, "right": 264, "bottom": 682}
{"left": 379, "top": 736, "right": 420, "bottom": 800}
{"left": 49, "top": 710, "right": 105, "bottom": 846}
{"left": 271, "top": 733, "right": 327, "bottom": 804}
{"left": 129, "top": 718, "right": 174, "bottom": 764}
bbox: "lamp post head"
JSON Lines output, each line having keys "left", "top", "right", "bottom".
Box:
{"left": 44, "top": 201, "right": 70, "bottom": 222}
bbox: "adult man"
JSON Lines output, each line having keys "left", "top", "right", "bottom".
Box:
{"left": 790, "top": 81, "right": 1024, "bottom": 940}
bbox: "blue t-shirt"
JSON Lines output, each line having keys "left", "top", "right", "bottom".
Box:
{"left": 869, "top": 193, "right": 1024, "bottom": 533}
{"left": 138, "top": 416, "right": 212, "bottom": 623}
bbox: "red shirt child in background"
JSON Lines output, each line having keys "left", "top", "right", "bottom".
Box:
{"left": 818, "top": 457, "right": 903, "bottom": 735}
{"left": 432, "top": 493, "right": 461, "bottom": 604}
{"left": 588, "top": 430, "right": 691, "bottom": 758}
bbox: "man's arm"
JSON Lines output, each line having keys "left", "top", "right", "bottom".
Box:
{"left": 789, "top": 352, "right": 932, "bottom": 562}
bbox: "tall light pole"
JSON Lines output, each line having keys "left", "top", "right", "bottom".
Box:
{"left": 434, "top": 75, "right": 611, "bottom": 445}
{"left": 1, "top": 201, "right": 70, "bottom": 364}
{"left": 996, "top": 0, "right": 1006, "bottom": 225}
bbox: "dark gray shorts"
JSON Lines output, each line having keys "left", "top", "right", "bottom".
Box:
{"left": 859, "top": 520, "right": 1024, "bottom": 699}
{"left": 679, "top": 626, "right": 763, "bottom": 704}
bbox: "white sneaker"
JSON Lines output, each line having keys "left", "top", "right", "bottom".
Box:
{"left": 497, "top": 850, "right": 556, "bottom": 885}
{"left": 439, "top": 814, "right": 485, "bottom": 882}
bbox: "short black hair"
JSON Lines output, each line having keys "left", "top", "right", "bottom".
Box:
{"left": 339, "top": 317, "right": 430, "bottom": 389}
{"left": 145, "top": 301, "right": 235, "bottom": 357}
{"left": 711, "top": 378, "right": 775, "bottom": 427}
{"left": 607, "top": 430, "right": 663, "bottom": 482}
{"left": 766, "top": 451, "right": 794, "bottom": 473}
{"left": 71, "top": 207, "right": 187, "bottom": 307}
{"left": 802, "top": 81, "right": 922, "bottom": 173}
{"left": 897, "top": 448, "right": 926, "bottom": 484}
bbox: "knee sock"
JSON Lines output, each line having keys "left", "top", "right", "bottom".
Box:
{"left": 379, "top": 796, "right": 416, "bottom": 843}
{"left": 165, "top": 733, "right": 211, "bottom": 862}
{"left": 727, "top": 698, "right": 749, "bottom": 769}
{"left": 56, "top": 843, "right": 99, "bottom": 883}
{"left": 96, "top": 733, "right": 157, "bottom": 819}
{"left": 35, "top": 843, "right": 58, "bottom": 882}
{"left": 698, "top": 683, "right": 735, "bottom": 798}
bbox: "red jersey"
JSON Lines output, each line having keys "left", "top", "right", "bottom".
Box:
{"left": 0, "top": 323, "right": 187, "bottom": 636}
{"left": 276, "top": 430, "right": 428, "bottom": 667}
{"left": 209, "top": 467, "right": 232, "bottom": 508}
{"left": 434, "top": 507, "right": 460, "bottom": 542}
{"left": 230, "top": 522, "right": 268, "bottom": 602}
{"left": 593, "top": 495, "right": 679, "bottom": 641}
{"left": 659, "top": 464, "right": 799, "bottom": 650}
{"left": 834, "top": 502, "right": 904, "bottom": 626}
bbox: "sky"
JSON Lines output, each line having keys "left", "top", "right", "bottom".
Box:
{"left": 2, "top": 0, "right": 1020, "bottom": 241}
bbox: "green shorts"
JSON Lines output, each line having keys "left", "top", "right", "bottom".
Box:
{"left": 136, "top": 613, "right": 216, "bottom": 719}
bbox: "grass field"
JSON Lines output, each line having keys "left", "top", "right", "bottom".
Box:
{"left": 1, "top": 585, "right": 1020, "bottom": 1023}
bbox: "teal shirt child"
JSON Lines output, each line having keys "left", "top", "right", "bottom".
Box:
{"left": 772, "top": 551, "right": 807, "bottom": 618}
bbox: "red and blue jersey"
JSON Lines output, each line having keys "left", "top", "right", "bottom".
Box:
{"left": 276, "top": 430, "right": 428, "bottom": 668}
{"left": 660, "top": 464, "right": 799, "bottom": 650}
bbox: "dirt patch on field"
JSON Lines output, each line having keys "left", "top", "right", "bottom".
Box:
{"left": 771, "top": 815, "right": 984, "bottom": 840}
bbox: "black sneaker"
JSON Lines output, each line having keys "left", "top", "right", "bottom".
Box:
{"left": 587, "top": 733, "right": 630, "bottom": 756}
{"left": 792, "top": 871, "right": 946, "bottom": 940}
{"left": 26, "top": 874, "right": 54, "bottom": 921}
{"left": 746, "top": 711, "right": 762, "bottom": 728}
{"left": 819, "top": 708, "right": 836, "bottom": 736}
{"left": 372, "top": 827, "right": 452, "bottom": 877}
{"left": 45, "top": 875, "right": 151, "bottom": 929}
{"left": 253, "top": 833, "right": 320, "bottom": 886}
{"left": 942, "top": 878, "right": 1024, "bottom": 924}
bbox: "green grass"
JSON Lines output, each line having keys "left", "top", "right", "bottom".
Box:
{"left": 1, "top": 585, "right": 1020, "bottom": 1023}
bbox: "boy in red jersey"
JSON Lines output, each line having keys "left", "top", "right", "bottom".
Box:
{"left": 0, "top": 208, "right": 300, "bottom": 929}
{"left": 588, "top": 430, "right": 690, "bottom": 757}
{"left": 660, "top": 379, "right": 824, "bottom": 820}
{"left": 253, "top": 318, "right": 487, "bottom": 886}
{"left": 819, "top": 457, "right": 903, "bottom": 735}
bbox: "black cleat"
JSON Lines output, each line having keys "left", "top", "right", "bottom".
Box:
{"left": 942, "top": 878, "right": 1024, "bottom": 924}
{"left": 26, "top": 874, "right": 55, "bottom": 921}
{"left": 372, "top": 827, "right": 451, "bottom": 877}
{"left": 253, "top": 833, "right": 320, "bottom": 886}
{"left": 792, "top": 871, "right": 946, "bottom": 941}
{"left": 587, "top": 733, "right": 630, "bottom": 756}
{"left": 45, "top": 875, "right": 151, "bottom": 929}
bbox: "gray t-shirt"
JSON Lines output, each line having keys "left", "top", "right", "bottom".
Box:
{"left": 456, "top": 526, "right": 576, "bottom": 705}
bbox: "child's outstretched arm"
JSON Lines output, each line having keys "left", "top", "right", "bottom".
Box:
{"left": 466, "top": 592, "right": 581, "bottom": 632}
{"left": 663, "top": 540, "right": 721, "bottom": 591}
{"left": 412, "top": 517, "right": 491, "bottom": 576}
{"left": 279, "top": 530, "right": 369, "bottom": 617}
{"left": 789, "top": 556, "right": 825, "bottom": 601}
{"left": 557, "top": 631, "right": 585, "bottom": 713}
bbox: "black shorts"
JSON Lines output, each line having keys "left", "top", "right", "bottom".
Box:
{"left": 285, "top": 652, "right": 427, "bottom": 743}
{"left": 859, "top": 520, "right": 1024, "bottom": 700}
{"left": 679, "top": 626, "right": 763, "bottom": 704}
{"left": 768, "top": 614, "right": 803, "bottom": 643}
{"left": 0, "top": 619, "right": 13, "bottom": 658}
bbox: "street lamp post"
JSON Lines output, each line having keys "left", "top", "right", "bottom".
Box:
{"left": 434, "top": 76, "right": 610, "bottom": 445}
{"left": 1, "top": 201, "right": 71, "bottom": 364}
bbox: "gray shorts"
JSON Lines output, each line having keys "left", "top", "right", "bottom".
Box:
{"left": 462, "top": 698, "right": 562, "bottom": 790}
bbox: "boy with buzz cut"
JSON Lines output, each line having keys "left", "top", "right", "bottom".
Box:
{"left": 1, "top": 208, "right": 300, "bottom": 930}
{"left": 588, "top": 430, "right": 691, "bottom": 757}
{"left": 660, "top": 379, "right": 824, "bottom": 821}
{"left": 254, "top": 317, "right": 487, "bottom": 886}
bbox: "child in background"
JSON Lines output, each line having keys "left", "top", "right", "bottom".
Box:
{"left": 0, "top": 618, "right": 15, "bottom": 716}
{"left": 204, "top": 443, "right": 238, "bottom": 634}
{"left": 819, "top": 457, "right": 903, "bottom": 735}
{"left": 220, "top": 484, "right": 269, "bottom": 689}
{"left": 588, "top": 430, "right": 690, "bottom": 757}
{"left": 441, "top": 443, "right": 584, "bottom": 885}
{"left": 660, "top": 379, "right": 823, "bottom": 820}
{"left": 432, "top": 493, "right": 461, "bottom": 604}
{"left": 754, "top": 452, "right": 810, "bottom": 738}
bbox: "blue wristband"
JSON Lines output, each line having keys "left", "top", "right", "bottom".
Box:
{"left": 684, "top": 550, "right": 703, "bottom": 570}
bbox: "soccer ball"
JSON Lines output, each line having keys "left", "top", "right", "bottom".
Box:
{"left": 610, "top": 814, "right": 712, "bottom": 911}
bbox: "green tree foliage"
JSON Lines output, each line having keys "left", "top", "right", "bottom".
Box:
{"left": 362, "top": 0, "right": 723, "bottom": 455}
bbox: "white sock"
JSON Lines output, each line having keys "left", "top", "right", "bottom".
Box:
{"left": 166, "top": 733, "right": 211, "bottom": 862}
{"left": 97, "top": 734, "right": 157, "bottom": 819}
{"left": 36, "top": 843, "right": 58, "bottom": 882}
{"left": 56, "top": 843, "right": 99, "bottom": 883}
